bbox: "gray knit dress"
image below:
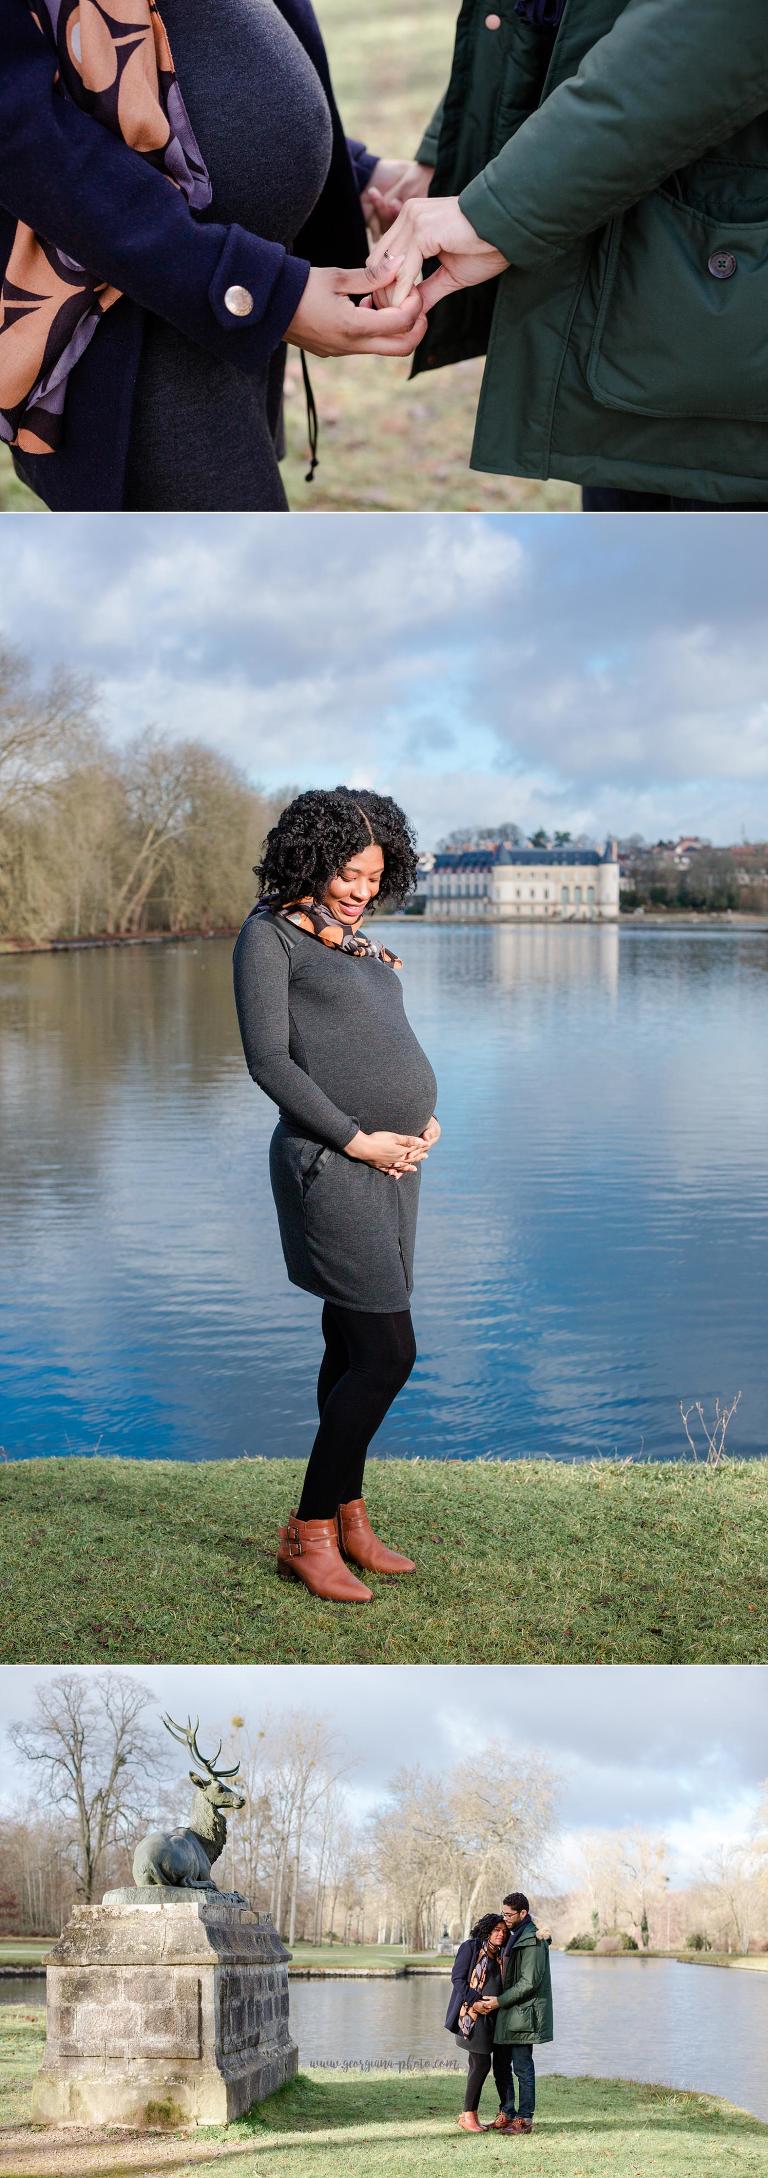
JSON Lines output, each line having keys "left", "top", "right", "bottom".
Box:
{"left": 123, "top": 0, "right": 333, "bottom": 511}
{"left": 232, "top": 912, "right": 438, "bottom": 1312}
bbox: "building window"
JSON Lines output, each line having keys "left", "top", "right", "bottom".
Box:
{"left": 587, "top": 885, "right": 596, "bottom": 907}
{"left": 561, "top": 885, "right": 569, "bottom": 906}
{"left": 574, "top": 885, "right": 582, "bottom": 906}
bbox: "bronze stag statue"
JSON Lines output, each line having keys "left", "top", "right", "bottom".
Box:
{"left": 133, "top": 1714, "right": 246, "bottom": 1890}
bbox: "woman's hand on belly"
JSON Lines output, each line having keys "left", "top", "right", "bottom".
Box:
{"left": 344, "top": 1128, "right": 429, "bottom": 1176}
{"left": 283, "top": 265, "right": 427, "bottom": 359}
{"left": 421, "top": 1115, "right": 441, "bottom": 1148}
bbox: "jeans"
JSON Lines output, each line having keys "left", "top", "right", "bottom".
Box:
{"left": 502, "top": 2044, "right": 536, "bottom": 2121}
{"left": 582, "top": 488, "right": 768, "bottom": 512}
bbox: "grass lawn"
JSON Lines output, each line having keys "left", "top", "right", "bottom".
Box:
{"left": 0, "top": 2018, "right": 766, "bottom": 2178}
{"left": 0, "top": 0, "right": 577, "bottom": 517}
{"left": 1, "top": 1455, "right": 767, "bottom": 1665}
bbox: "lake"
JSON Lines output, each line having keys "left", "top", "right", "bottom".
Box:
{"left": 6, "top": 1956, "right": 768, "bottom": 2121}
{"left": 1, "top": 924, "right": 767, "bottom": 1463}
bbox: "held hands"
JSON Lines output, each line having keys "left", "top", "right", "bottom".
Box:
{"left": 366, "top": 195, "right": 509, "bottom": 311}
{"left": 283, "top": 263, "right": 427, "bottom": 359}
{"left": 471, "top": 1997, "right": 499, "bottom": 2015}
{"left": 360, "top": 159, "right": 435, "bottom": 239}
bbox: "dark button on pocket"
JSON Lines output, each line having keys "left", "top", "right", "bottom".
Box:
{"left": 707, "top": 250, "right": 737, "bottom": 281}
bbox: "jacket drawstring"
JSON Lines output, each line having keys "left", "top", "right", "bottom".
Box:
{"left": 301, "top": 352, "right": 319, "bottom": 482}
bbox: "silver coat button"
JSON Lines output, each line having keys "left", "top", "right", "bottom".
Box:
{"left": 224, "top": 284, "right": 254, "bottom": 317}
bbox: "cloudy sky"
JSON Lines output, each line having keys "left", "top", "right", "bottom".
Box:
{"left": 4, "top": 513, "right": 768, "bottom": 847}
{"left": 1, "top": 1665, "right": 764, "bottom": 1887}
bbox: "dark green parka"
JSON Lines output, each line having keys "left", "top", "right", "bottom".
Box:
{"left": 493, "top": 1922, "right": 554, "bottom": 2045}
{"left": 414, "top": 0, "right": 768, "bottom": 502}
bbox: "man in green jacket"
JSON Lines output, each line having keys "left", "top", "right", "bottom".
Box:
{"left": 472, "top": 1891, "right": 554, "bottom": 2134}
{"left": 367, "top": 0, "right": 768, "bottom": 509}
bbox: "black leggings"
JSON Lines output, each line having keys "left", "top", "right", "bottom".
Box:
{"left": 296, "top": 1302, "right": 417, "bottom": 1521}
{"left": 464, "top": 2048, "right": 511, "bottom": 2114}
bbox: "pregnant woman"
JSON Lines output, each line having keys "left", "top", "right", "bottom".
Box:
{"left": 0, "top": 0, "right": 426, "bottom": 511}
{"left": 232, "top": 786, "right": 439, "bottom": 1606}
{"left": 446, "top": 1914, "right": 510, "bottom": 2135}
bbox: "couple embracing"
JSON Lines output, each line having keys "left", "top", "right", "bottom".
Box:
{"left": 447, "top": 1892, "right": 554, "bottom": 2136}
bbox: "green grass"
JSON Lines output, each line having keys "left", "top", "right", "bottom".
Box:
{"left": 1, "top": 2016, "right": 766, "bottom": 2178}
{"left": 0, "top": 0, "right": 577, "bottom": 516}
{"left": 0, "top": 2010, "right": 46, "bottom": 2129}
{"left": 1, "top": 1454, "right": 767, "bottom": 1664}
{"left": 0, "top": 1950, "right": 49, "bottom": 1968}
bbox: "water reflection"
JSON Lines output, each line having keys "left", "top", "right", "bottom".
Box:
{"left": 1, "top": 926, "right": 767, "bottom": 1461}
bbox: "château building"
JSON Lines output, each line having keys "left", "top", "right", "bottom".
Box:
{"left": 416, "top": 840, "right": 620, "bottom": 920}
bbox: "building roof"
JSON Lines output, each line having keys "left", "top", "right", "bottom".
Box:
{"left": 429, "top": 845, "right": 608, "bottom": 871}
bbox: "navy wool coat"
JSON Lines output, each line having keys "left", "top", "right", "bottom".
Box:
{"left": 444, "top": 1938, "right": 483, "bottom": 2033}
{"left": 0, "top": 0, "right": 373, "bottom": 510}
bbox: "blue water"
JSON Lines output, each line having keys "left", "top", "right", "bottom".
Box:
{"left": 1, "top": 923, "right": 766, "bottom": 1463}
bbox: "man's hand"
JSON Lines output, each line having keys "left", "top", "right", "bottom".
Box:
{"left": 361, "top": 159, "right": 435, "bottom": 238}
{"left": 367, "top": 196, "right": 509, "bottom": 310}
{"left": 421, "top": 1115, "right": 441, "bottom": 1147}
{"left": 283, "top": 264, "right": 427, "bottom": 358}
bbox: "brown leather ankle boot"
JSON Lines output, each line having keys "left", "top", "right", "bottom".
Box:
{"left": 457, "top": 2110, "right": 485, "bottom": 2132}
{"left": 277, "top": 1512, "right": 373, "bottom": 1602}
{"left": 337, "top": 1497, "right": 416, "bottom": 1575}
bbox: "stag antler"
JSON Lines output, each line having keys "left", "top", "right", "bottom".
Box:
{"left": 162, "top": 1713, "right": 241, "bottom": 1780}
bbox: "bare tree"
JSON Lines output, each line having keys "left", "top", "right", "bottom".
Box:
{"left": 8, "top": 1672, "right": 164, "bottom": 1902}
{"left": 0, "top": 646, "right": 95, "bottom": 819}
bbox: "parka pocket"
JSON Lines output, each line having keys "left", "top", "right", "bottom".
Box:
{"left": 586, "top": 189, "right": 768, "bottom": 421}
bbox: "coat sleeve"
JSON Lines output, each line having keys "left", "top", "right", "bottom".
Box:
{"left": 496, "top": 1945, "right": 546, "bottom": 2013}
{"left": 416, "top": 98, "right": 446, "bottom": 168}
{"left": 232, "top": 918, "right": 361, "bottom": 1151}
{"left": 346, "top": 137, "right": 379, "bottom": 192}
{"left": 459, "top": 0, "right": 768, "bottom": 271}
{"left": 0, "top": 0, "right": 310, "bottom": 369}
{"left": 450, "top": 1940, "right": 475, "bottom": 2006}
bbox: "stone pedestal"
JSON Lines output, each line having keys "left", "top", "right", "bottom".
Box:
{"left": 32, "top": 1889, "right": 298, "bottom": 2128}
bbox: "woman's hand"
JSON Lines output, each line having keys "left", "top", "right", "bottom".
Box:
{"left": 283, "top": 264, "right": 427, "bottom": 358}
{"left": 345, "top": 1129, "right": 429, "bottom": 1176}
{"left": 361, "top": 160, "right": 435, "bottom": 239}
{"left": 367, "top": 196, "right": 509, "bottom": 310}
{"left": 421, "top": 1115, "right": 441, "bottom": 1148}
{"left": 473, "top": 1996, "right": 499, "bottom": 2013}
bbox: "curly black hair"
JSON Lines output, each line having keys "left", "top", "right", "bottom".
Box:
{"left": 469, "top": 1912, "right": 507, "bottom": 1944}
{"left": 253, "top": 786, "right": 419, "bottom": 914}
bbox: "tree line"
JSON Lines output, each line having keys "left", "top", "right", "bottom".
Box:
{"left": 0, "top": 643, "right": 295, "bottom": 944}
{"left": 2, "top": 1675, "right": 766, "bottom": 1957}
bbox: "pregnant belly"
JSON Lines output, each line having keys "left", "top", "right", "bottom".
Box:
{"left": 351, "top": 1044, "right": 438, "bottom": 1139}
{"left": 158, "top": 0, "right": 333, "bottom": 242}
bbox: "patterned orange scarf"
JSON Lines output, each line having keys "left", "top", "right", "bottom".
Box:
{"left": 257, "top": 895, "right": 404, "bottom": 969}
{"left": 0, "top": 0, "right": 210, "bottom": 456}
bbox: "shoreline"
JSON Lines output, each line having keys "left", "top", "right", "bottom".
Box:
{"left": 3, "top": 1950, "right": 763, "bottom": 1983}
{"left": 2, "top": 911, "right": 768, "bottom": 957}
